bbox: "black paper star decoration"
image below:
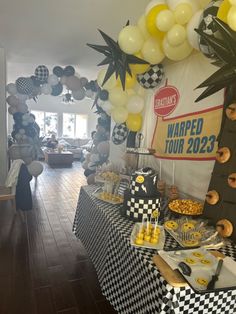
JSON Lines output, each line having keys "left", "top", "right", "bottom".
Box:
{"left": 195, "top": 18, "right": 236, "bottom": 102}
{"left": 87, "top": 29, "right": 149, "bottom": 90}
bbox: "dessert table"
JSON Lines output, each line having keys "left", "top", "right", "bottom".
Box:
{"left": 73, "top": 185, "right": 236, "bottom": 314}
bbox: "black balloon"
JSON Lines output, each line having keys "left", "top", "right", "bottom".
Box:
{"left": 84, "top": 81, "right": 92, "bottom": 90}
{"left": 51, "top": 83, "right": 63, "bottom": 96}
{"left": 99, "top": 89, "right": 109, "bottom": 101}
{"left": 63, "top": 66, "right": 75, "bottom": 77}
{"left": 90, "top": 80, "right": 98, "bottom": 92}
{"left": 13, "top": 112, "right": 24, "bottom": 123}
{"left": 53, "top": 66, "right": 64, "bottom": 77}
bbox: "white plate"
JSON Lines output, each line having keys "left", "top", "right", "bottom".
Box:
{"left": 159, "top": 248, "right": 236, "bottom": 293}
{"left": 93, "top": 192, "right": 123, "bottom": 205}
{"left": 130, "top": 223, "right": 165, "bottom": 250}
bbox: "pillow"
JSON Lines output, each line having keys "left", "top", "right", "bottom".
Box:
{"left": 58, "top": 139, "right": 71, "bottom": 147}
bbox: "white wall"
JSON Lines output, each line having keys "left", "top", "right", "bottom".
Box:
{"left": 0, "top": 48, "right": 8, "bottom": 184}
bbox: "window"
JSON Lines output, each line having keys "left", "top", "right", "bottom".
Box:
{"left": 45, "top": 112, "right": 58, "bottom": 136}
{"left": 63, "top": 113, "right": 87, "bottom": 138}
{"left": 63, "top": 113, "right": 75, "bottom": 138}
{"left": 30, "top": 111, "right": 87, "bottom": 138}
{"left": 76, "top": 115, "right": 87, "bottom": 138}
{"left": 31, "top": 110, "right": 58, "bottom": 136}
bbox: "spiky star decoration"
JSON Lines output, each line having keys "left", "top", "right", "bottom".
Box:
{"left": 195, "top": 18, "right": 236, "bottom": 102}
{"left": 87, "top": 28, "right": 149, "bottom": 90}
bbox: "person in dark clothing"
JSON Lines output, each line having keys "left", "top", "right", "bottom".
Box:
{"left": 16, "top": 164, "right": 33, "bottom": 211}
{"left": 46, "top": 134, "right": 58, "bottom": 149}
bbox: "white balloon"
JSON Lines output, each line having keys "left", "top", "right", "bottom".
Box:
{"left": 27, "top": 161, "right": 44, "bottom": 177}
{"left": 85, "top": 89, "right": 94, "bottom": 98}
{"left": 41, "top": 84, "right": 52, "bottom": 95}
{"left": 90, "top": 153, "right": 100, "bottom": 163}
{"left": 187, "top": 10, "right": 203, "bottom": 50}
{"left": 6, "top": 83, "right": 17, "bottom": 95}
{"left": 127, "top": 95, "right": 145, "bottom": 114}
{"left": 97, "top": 98, "right": 104, "bottom": 107}
{"left": 16, "top": 93, "right": 28, "bottom": 102}
{"left": 60, "top": 76, "right": 67, "bottom": 85}
{"left": 72, "top": 88, "right": 85, "bottom": 100}
{"left": 82, "top": 161, "right": 88, "bottom": 169}
{"left": 101, "top": 101, "right": 114, "bottom": 115}
{"left": 47, "top": 74, "right": 59, "bottom": 86}
{"left": 145, "top": 0, "right": 166, "bottom": 15}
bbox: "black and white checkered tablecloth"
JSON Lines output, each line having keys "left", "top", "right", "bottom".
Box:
{"left": 73, "top": 185, "right": 236, "bottom": 314}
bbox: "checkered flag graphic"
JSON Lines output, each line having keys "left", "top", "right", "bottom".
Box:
{"left": 137, "top": 64, "right": 164, "bottom": 89}
{"left": 16, "top": 77, "right": 34, "bottom": 95}
{"left": 112, "top": 123, "right": 129, "bottom": 145}
{"left": 198, "top": 0, "right": 222, "bottom": 58}
{"left": 35, "top": 65, "right": 49, "bottom": 82}
{"left": 125, "top": 195, "right": 161, "bottom": 222}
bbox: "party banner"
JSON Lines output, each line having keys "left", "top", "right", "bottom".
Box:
{"left": 152, "top": 105, "right": 223, "bottom": 160}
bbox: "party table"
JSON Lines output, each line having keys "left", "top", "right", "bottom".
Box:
{"left": 73, "top": 185, "right": 236, "bottom": 314}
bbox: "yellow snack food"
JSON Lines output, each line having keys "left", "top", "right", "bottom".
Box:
{"left": 150, "top": 237, "right": 159, "bottom": 244}
{"left": 192, "top": 251, "right": 204, "bottom": 258}
{"left": 196, "top": 277, "right": 208, "bottom": 287}
{"left": 182, "top": 239, "right": 199, "bottom": 247}
{"left": 200, "top": 259, "right": 212, "bottom": 266}
{"left": 181, "top": 222, "right": 195, "bottom": 232}
{"left": 135, "top": 237, "right": 144, "bottom": 245}
{"left": 169, "top": 199, "right": 203, "bottom": 215}
{"left": 164, "top": 220, "right": 179, "bottom": 231}
{"left": 185, "top": 257, "right": 197, "bottom": 265}
{"left": 144, "top": 234, "right": 151, "bottom": 242}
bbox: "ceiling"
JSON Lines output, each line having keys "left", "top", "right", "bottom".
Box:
{"left": 0, "top": 0, "right": 149, "bottom": 81}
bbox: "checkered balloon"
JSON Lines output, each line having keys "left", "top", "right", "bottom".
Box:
{"left": 198, "top": 0, "right": 222, "bottom": 59}
{"left": 112, "top": 123, "right": 129, "bottom": 145}
{"left": 35, "top": 65, "right": 49, "bottom": 82}
{"left": 16, "top": 77, "right": 34, "bottom": 95}
{"left": 137, "top": 64, "right": 164, "bottom": 89}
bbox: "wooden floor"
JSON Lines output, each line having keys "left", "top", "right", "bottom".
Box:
{"left": 0, "top": 161, "right": 117, "bottom": 314}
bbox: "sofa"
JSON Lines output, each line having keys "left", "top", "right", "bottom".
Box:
{"left": 57, "top": 137, "right": 90, "bottom": 159}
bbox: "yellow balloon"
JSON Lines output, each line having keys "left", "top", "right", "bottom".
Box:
{"left": 108, "top": 87, "right": 128, "bottom": 107}
{"left": 97, "top": 69, "right": 117, "bottom": 90}
{"left": 162, "top": 36, "right": 193, "bottom": 61}
{"left": 137, "top": 15, "right": 150, "bottom": 39}
{"left": 227, "top": 5, "right": 236, "bottom": 31}
{"left": 118, "top": 25, "right": 144, "bottom": 55}
{"left": 174, "top": 3, "right": 193, "bottom": 25}
{"left": 217, "top": 0, "right": 231, "bottom": 23}
{"left": 130, "top": 52, "right": 150, "bottom": 74}
{"left": 126, "top": 114, "right": 143, "bottom": 132}
{"left": 146, "top": 4, "right": 168, "bottom": 38}
{"left": 117, "top": 73, "right": 137, "bottom": 89}
{"left": 156, "top": 10, "right": 175, "bottom": 32}
{"left": 141, "top": 37, "right": 165, "bottom": 64}
{"left": 167, "top": 24, "right": 186, "bottom": 46}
